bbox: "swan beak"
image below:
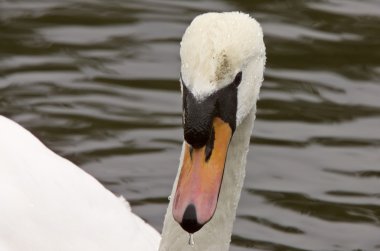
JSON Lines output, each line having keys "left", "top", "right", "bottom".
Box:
{"left": 172, "top": 117, "right": 232, "bottom": 233}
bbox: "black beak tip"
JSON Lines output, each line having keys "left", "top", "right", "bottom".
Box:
{"left": 180, "top": 204, "right": 203, "bottom": 233}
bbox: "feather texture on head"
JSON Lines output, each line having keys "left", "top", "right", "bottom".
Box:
{"left": 180, "top": 12, "right": 266, "bottom": 126}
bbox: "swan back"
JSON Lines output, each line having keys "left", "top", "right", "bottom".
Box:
{"left": 0, "top": 116, "right": 160, "bottom": 251}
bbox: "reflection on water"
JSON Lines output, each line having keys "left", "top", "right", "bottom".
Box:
{"left": 1, "top": 0, "right": 380, "bottom": 250}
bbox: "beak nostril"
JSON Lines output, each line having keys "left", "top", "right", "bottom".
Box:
{"left": 180, "top": 204, "right": 203, "bottom": 233}
{"left": 189, "top": 145, "right": 194, "bottom": 159}
{"left": 205, "top": 127, "right": 215, "bottom": 161}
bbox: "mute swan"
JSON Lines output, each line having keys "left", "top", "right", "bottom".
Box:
{"left": 160, "top": 12, "right": 265, "bottom": 251}
{"left": 0, "top": 12, "right": 265, "bottom": 251}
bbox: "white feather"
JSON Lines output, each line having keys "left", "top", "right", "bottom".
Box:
{"left": 0, "top": 116, "right": 160, "bottom": 251}
{"left": 180, "top": 11, "right": 266, "bottom": 126}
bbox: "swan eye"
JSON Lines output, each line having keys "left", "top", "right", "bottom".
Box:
{"left": 233, "top": 71, "right": 242, "bottom": 86}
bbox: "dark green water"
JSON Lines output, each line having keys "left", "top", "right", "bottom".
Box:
{"left": 1, "top": 0, "right": 380, "bottom": 250}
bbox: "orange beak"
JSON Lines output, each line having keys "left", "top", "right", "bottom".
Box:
{"left": 172, "top": 117, "right": 232, "bottom": 233}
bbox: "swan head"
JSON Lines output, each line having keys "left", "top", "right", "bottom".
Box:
{"left": 172, "top": 12, "right": 266, "bottom": 233}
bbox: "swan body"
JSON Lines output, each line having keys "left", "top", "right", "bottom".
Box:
{"left": 0, "top": 116, "right": 160, "bottom": 251}
{"left": 0, "top": 11, "right": 265, "bottom": 251}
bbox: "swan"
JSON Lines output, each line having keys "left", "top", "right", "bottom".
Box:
{"left": 0, "top": 11, "right": 265, "bottom": 251}
{"left": 160, "top": 12, "right": 265, "bottom": 251}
